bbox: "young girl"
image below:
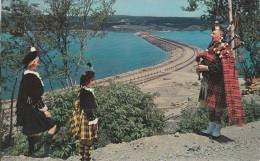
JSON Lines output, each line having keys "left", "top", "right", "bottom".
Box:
{"left": 78, "top": 70, "right": 98, "bottom": 161}
{"left": 16, "top": 47, "right": 57, "bottom": 156}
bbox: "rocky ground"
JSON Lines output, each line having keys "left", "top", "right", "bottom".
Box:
{"left": 2, "top": 120, "right": 260, "bottom": 161}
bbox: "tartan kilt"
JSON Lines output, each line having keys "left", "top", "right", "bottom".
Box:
{"left": 79, "top": 113, "right": 98, "bottom": 143}
{"left": 70, "top": 99, "right": 98, "bottom": 144}
{"left": 206, "top": 79, "right": 226, "bottom": 110}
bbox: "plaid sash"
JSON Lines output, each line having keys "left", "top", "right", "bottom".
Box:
{"left": 70, "top": 99, "right": 83, "bottom": 139}
{"left": 220, "top": 48, "right": 244, "bottom": 126}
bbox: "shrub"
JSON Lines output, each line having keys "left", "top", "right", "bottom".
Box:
{"left": 6, "top": 132, "right": 27, "bottom": 156}
{"left": 243, "top": 100, "right": 260, "bottom": 123}
{"left": 95, "top": 83, "right": 165, "bottom": 144}
{"left": 177, "top": 107, "right": 209, "bottom": 133}
{"left": 178, "top": 99, "right": 260, "bottom": 133}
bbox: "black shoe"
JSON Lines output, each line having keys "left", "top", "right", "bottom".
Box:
{"left": 24, "top": 150, "right": 39, "bottom": 158}
{"left": 196, "top": 131, "right": 211, "bottom": 137}
{"left": 27, "top": 136, "right": 37, "bottom": 157}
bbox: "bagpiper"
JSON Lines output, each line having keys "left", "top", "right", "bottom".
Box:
{"left": 196, "top": 28, "right": 244, "bottom": 138}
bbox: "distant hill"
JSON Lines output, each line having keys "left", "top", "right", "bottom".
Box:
{"left": 104, "top": 15, "right": 207, "bottom": 31}
{"left": 1, "top": 13, "right": 207, "bottom": 32}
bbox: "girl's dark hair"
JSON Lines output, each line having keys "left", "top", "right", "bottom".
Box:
{"left": 80, "top": 71, "right": 95, "bottom": 87}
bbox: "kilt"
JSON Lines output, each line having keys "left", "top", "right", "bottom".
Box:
{"left": 71, "top": 99, "right": 98, "bottom": 144}
{"left": 80, "top": 114, "right": 98, "bottom": 144}
{"left": 206, "top": 79, "right": 226, "bottom": 110}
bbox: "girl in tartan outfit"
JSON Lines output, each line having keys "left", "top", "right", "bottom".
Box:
{"left": 196, "top": 29, "right": 244, "bottom": 138}
{"left": 73, "top": 68, "right": 98, "bottom": 161}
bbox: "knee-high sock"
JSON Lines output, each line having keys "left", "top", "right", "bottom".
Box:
{"left": 27, "top": 136, "right": 36, "bottom": 154}
{"left": 209, "top": 109, "right": 216, "bottom": 122}
{"left": 80, "top": 139, "right": 92, "bottom": 161}
{"left": 84, "top": 144, "right": 91, "bottom": 161}
{"left": 80, "top": 142, "right": 85, "bottom": 158}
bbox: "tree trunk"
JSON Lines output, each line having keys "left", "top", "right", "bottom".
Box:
{"left": 74, "top": 33, "right": 85, "bottom": 85}
{"left": 0, "top": 66, "right": 2, "bottom": 111}
{"left": 8, "top": 70, "right": 19, "bottom": 146}
{"left": 62, "top": 35, "right": 73, "bottom": 88}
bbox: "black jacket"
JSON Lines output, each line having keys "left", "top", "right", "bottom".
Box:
{"left": 80, "top": 88, "right": 97, "bottom": 121}
{"left": 16, "top": 72, "right": 55, "bottom": 135}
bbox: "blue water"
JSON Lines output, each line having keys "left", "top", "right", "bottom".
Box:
{"left": 78, "top": 32, "right": 170, "bottom": 79}
{"left": 153, "top": 30, "right": 212, "bottom": 49}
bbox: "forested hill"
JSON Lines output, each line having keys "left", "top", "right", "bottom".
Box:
{"left": 104, "top": 15, "right": 206, "bottom": 31}
{"left": 1, "top": 14, "right": 206, "bottom": 32}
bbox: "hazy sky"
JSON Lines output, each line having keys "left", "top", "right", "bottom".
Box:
{"left": 2, "top": 0, "right": 204, "bottom": 17}
{"left": 114, "top": 0, "right": 204, "bottom": 17}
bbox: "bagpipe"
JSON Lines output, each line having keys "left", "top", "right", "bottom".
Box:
{"left": 196, "top": 35, "right": 244, "bottom": 80}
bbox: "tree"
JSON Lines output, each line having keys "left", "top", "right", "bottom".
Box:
{"left": 42, "top": 0, "right": 115, "bottom": 86}
{"left": 183, "top": 0, "right": 260, "bottom": 77}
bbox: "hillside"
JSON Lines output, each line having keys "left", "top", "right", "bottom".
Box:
{"left": 1, "top": 14, "right": 206, "bottom": 32}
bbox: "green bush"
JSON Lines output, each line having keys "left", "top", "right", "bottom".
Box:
{"left": 178, "top": 100, "right": 260, "bottom": 133}
{"left": 95, "top": 83, "right": 165, "bottom": 144}
{"left": 177, "top": 107, "right": 209, "bottom": 133}
{"left": 6, "top": 132, "right": 27, "bottom": 156}
{"left": 243, "top": 100, "right": 260, "bottom": 123}
{"left": 8, "top": 83, "right": 165, "bottom": 158}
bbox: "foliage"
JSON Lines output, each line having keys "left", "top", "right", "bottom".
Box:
{"left": 0, "top": 109, "right": 10, "bottom": 150}
{"left": 6, "top": 132, "right": 28, "bottom": 156}
{"left": 177, "top": 107, "right": 209, "bottom": 133}
{"left": 178, "top": 99, "right": 260, "bottom": 133}
{"left": 243, "top": 99, "right": 260, "bottom": 123}
{"left": 6, "top": 83, "right": 165, "bottom": 158}
{"left": 95, "top": 83, "right": 165, "bottom": 144}
{"left": 44, "top": 89, "right": 79, "bottom": 158}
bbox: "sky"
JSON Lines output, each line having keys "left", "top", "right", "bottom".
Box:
{"left": 2, "top": 0, "right": 204, "bottom": 17}
{"left": 113, "top": 0, "right": 204, "bottom": 17}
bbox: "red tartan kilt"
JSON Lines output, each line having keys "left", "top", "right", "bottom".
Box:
{"left": 206, "top": 80, "right": 226, "bottom": 110}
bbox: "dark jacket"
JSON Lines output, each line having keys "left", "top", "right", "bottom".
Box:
{"left": 207, "top": 42, "right": 224, "bottom": 84}
{"left": 79, "top": 88, "right": 97, "bottom": 121}
{"left": 16, "top": 71, "right": 55, "bottom": 135}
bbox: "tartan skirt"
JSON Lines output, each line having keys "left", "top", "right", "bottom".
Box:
{"left": 79, "top": 113, "right": 98, "bottom": 143}
{"left": 71, "top": 100, "right": 98, "bottom": 144}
